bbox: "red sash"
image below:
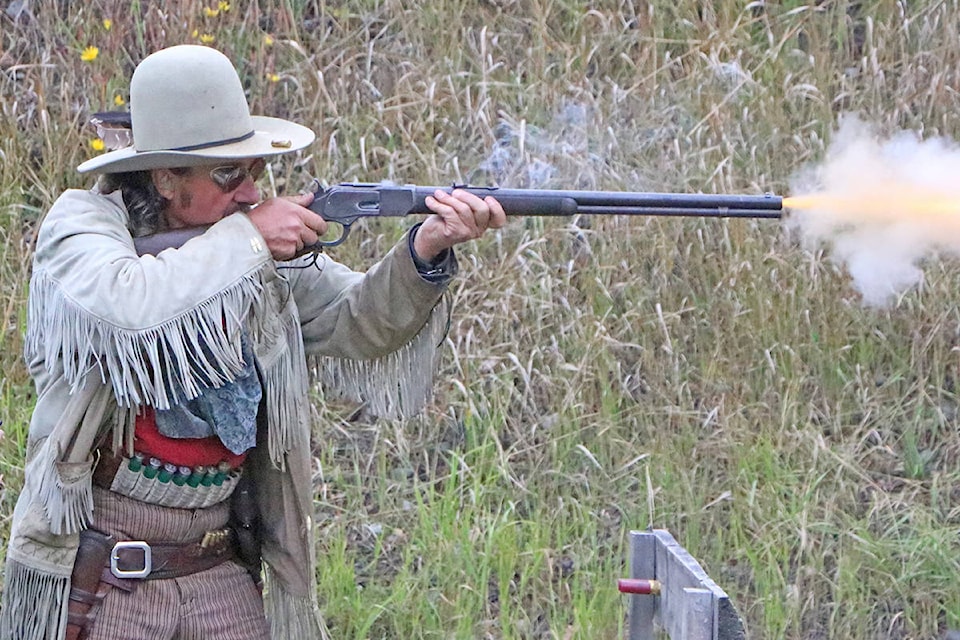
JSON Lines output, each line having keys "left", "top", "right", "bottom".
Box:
{"left": 134, "top": 406, "right": 248, "bottom": 468}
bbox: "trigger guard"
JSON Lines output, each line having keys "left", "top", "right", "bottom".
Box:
{"left": 311, "top": 223, "right": 350, "bottom": 248}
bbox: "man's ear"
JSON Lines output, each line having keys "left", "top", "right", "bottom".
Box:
{"left": 152, "top": 168, "right": 177, "bottom": 199}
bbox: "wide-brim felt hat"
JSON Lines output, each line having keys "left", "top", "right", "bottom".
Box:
{"left": 77, "top": 45, "right": 315, "bottom": 174}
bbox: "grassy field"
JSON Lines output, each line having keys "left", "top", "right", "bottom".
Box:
{"left": 3, "top": 0, "right": 960, "bottom": 638}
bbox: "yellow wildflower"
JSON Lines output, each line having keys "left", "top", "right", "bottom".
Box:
{"left": 267, "top": 73, "right": 280, "bottom": 83}
{"left": 199, "top": 33, "right": 216, "bottom": 44}
{"left": 102, "top": 18, "right": 112, "bottom": 30}
{"left": 80, "top": 46, "right": 99, "bottom": 62}
{"left": 203, "top": 7, "right": 219, "bottom": 17}
{"left": 114, "top": 94, "right": 126, "bottom": 106}
{"left": 192, "top": 29, "right": 199, "bottom": 38}
{"left": 218, "top": 1, "right": 231, "bottom": 12}
{"left": 90, "top": 139, "right": 105, "bottom": 151}
{"left": 263, "top": 34, "right": 275, "bottom": 47}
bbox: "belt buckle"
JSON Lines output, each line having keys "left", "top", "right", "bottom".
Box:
{"left": 110, "top": 540, "right": 152, "bottom": 579}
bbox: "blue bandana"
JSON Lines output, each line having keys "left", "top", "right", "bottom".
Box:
{"left": 155, "top": 333, "right": 262, "bottom": 454}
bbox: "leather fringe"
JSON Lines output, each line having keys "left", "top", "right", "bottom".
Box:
{"left": 32, "top": 444, "right": 95, "bottom": 537}
{"left": 25, "top": 268, "right": 262, "bottom": 411}
{"left": 312, "top": 298, "right": 449, "bottom": 420}
{"left": 263, "top": 566, "right": 331, "bottom": 640}
{"left": 0, "top": 559, "right": 70, "bottom": 640}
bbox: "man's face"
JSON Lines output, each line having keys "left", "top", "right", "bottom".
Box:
{"left": 157, "top": 158, "right": 265, "bottom": 229}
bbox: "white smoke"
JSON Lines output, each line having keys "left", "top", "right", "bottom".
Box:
{"left": 789, "top": 115, "right": 960, "bottom": 306}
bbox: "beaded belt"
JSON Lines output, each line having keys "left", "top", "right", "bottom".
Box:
{"left": 93, "top": 450, "right": 242, "bottom": 510}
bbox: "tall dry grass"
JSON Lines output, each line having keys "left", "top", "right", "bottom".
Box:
{"left": 3, "top": 0, "right": 960, "bottom": 638}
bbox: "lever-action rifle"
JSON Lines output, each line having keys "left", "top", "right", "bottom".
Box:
{"left": 133, "top": 182, "right": 782, "bottom": 256}
{"left": 309, "top": 183, "right": 783, "bottom": 247}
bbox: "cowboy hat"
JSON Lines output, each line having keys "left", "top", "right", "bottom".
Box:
{"left": 77, "top": 45, "right": 315, "bottom": 174}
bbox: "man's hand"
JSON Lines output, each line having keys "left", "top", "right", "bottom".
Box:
{"left": 246, "top": 192, "right": 328, "bottom": 260}
{"left": 414, "top": 189, "right": 507, "bottom": 261}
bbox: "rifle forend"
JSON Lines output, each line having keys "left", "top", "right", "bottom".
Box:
{"left": 308, "top": 183, "right": 783, "bottom": 247}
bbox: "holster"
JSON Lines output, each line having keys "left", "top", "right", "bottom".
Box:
{"left": 65, "top": 530, "right": 136, "bottom": 640}
{"left": 229, "top": 471, "right": 263, "bottom": 588}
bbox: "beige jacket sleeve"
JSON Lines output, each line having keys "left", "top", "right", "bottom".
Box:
{"left": 284, "top": 237, "right": 448, "bottom": 360}
{"left": 27, "top": 188, "right": 275, "bottom": 410}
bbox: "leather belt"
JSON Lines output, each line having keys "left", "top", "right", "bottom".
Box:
{"left": 108, "top": 528, "right": 237, "bottom": 580}
{"left": 65, "top": 528, "right": 237, "bottom": 640}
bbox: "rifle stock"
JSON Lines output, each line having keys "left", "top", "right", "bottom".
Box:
{"left": 133, "top": 226, "right": 208, "bottom": 255}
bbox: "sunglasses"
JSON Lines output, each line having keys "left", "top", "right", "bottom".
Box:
{"left": 206, "top": 158, "right": 267, "bottom": 192}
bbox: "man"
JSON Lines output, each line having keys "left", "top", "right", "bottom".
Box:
{"left": 0, "top": 45, "right": 505, "bottom": 640}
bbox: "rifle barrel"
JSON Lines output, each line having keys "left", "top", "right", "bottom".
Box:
{"left": 407, "top": 186, "right": 783, "bottom": 218}
{"left": 574, "top": 206, "right": 782, "bottom": 218}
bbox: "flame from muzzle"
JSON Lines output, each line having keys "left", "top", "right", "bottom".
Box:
{"left": 786, "top": 115, "right": 960, "bottom": 306}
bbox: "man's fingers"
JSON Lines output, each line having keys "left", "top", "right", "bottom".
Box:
{"left": 484, "top": 196, "right": 507, "bottom": 228}
{"left": 430, "top": 190, "right": 467, "bottom": 216}
{"left": 437, "top": 189, "right": 491, "bottom": 234}
{"left": 450, "top": 189, "right": 488, "bottom": 215}
{"left": 300, "top": 227, "right": 319, "bottom": 249}
{"left": 299, "top": 208, "right": 328, "bottom": 235}
{"left": 285, "top": 191, "right": 316, "bottom": 208}
{"left": 248, "top": 196, "right": 330, "bottom": 260}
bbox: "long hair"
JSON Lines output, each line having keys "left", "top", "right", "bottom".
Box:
{"left": 96, "top": 169, "right": 186, "bottom": 237}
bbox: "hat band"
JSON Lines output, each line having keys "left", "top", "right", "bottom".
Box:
{"left": 166, "top": 129, "right": 256, "bottom": 152}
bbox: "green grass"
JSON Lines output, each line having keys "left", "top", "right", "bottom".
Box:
{"left": 4, "top": 0, "right": 960, "bottom": 638}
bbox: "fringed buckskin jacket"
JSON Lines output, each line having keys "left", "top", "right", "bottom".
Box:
{"left": 1, "top": 188, "right": 451, "bottom": 639}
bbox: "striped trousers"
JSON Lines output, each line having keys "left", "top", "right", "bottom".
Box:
{"left": 86, "top": 487, "right": 270, "bottom": 640}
